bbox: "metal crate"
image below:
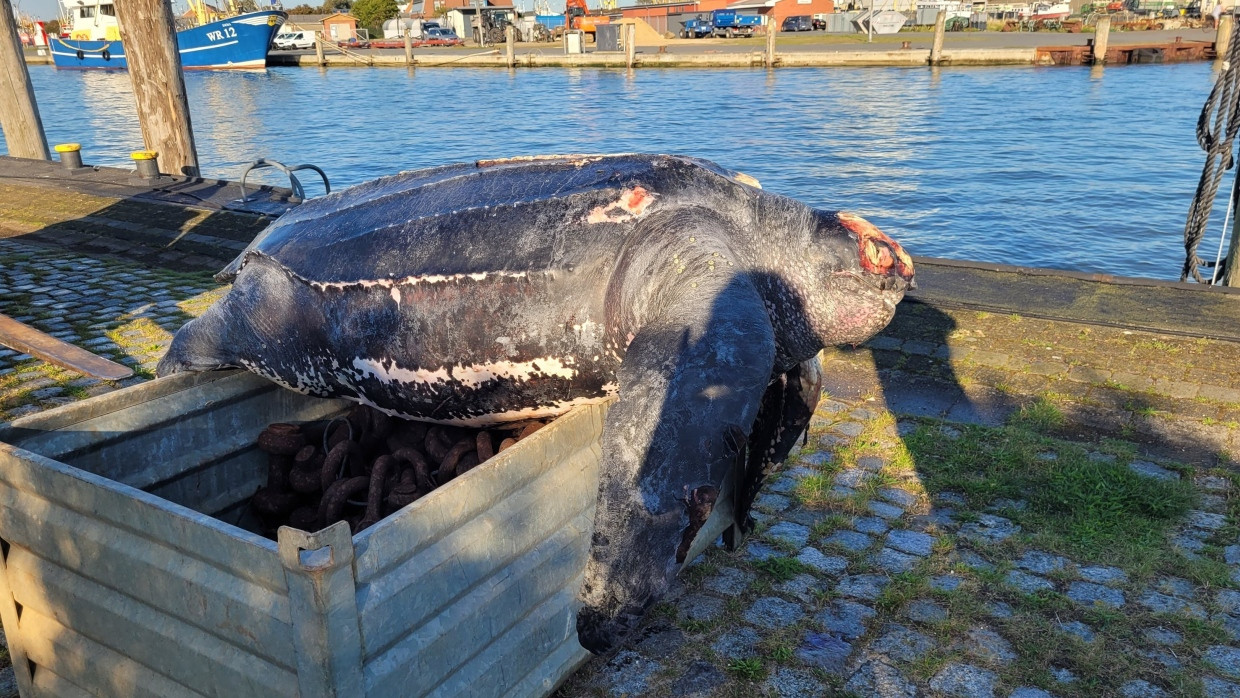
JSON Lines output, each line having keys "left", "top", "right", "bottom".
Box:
{"left": 0, "top": 370, "right": 609, "bottom": 697}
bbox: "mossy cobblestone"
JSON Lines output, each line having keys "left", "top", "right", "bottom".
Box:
{"left": 0, "top": 239, "right": 223, "bottom": 423}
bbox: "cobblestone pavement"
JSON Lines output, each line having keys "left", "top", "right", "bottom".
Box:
{"left": 558, "top": 394, "right": 1240, "bottom": 697}
{"left": 0, "top": 238, "right": 223, "bottom": 422}
{"left": 556, "top": 306, "right": 1240, "bottom": 696}
{"left": 2, "top": 239, "right": 1240, "bottom": 697}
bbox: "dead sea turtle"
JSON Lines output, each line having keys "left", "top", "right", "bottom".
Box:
{"left": 157, "top": 153, "right": 914, "bottom": 653}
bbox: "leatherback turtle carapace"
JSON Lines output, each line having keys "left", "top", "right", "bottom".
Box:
{"left": 157, "top": 153, "right": 915, "bottom": 653}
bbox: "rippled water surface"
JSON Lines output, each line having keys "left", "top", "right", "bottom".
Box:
{"left": 13, "top": 63, "right": 1229, "bottom": 279}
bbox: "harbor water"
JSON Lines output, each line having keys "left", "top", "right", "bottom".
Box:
{"left": 9, "top": 62, "right": 1229, "bottom": 280}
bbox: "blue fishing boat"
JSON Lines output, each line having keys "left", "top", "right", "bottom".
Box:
{"left": 50, "top": 0, "right": 286, "bottom": 70}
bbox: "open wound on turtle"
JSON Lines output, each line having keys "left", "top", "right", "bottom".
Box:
{"left": 158, "top": 154, "right": 914, "bottom": 654}
{"left": 676, "top": 484, "right": 719, "bottom": 564}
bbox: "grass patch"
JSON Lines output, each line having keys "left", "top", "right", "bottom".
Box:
{"left": 678, "top": 618, "right": 716, "bottom": 634}
{"left": 810, "top": 513, "right": 853, "bottom": 539}
{"left": 725, "top": 657, "right": 765, "bottom": 681}
{"left": 754, "top": 557, "right": 808, "bottom": 583}
{"left": 681, "top": 560, "right": 717, "bottom": 587}
{"left": 1009, "top": 397, "right": 1065, "bottom": 432}
{"left": 875, "top": 571, "right": 928, "bottom": 614}
{"left": 903, "top": 422, "right": 1194, "bottom": 568}
{"left": 759, "top": 634, "right": 796, "bottom": 664}
{"left": 1029, "top": 456, "right": 1194, "bottom": 552}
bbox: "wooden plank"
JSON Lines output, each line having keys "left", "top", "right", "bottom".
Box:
{"left": 20, "top": 606, "right": 207, "bottom": 698}
{"left": 353, "top": 401, "right": 608, "bottom": 582}
{"left": 356, "top": 445, "right": 598, "bottom": 659}
{"left": 363, "top": 511, "right": 592, "bottom": 697}
{"left": 0, "top": 486, "right": 295, "bottom": 666}
{"left": 7, "top": 548, "right": 297, "bottom": 697}
{"left": 0, "top": 312, "right": 132, "bottom": 380}
{"left": 0, "top": 442, "right": 284, "bottom": 591}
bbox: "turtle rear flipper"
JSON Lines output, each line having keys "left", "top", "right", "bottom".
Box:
{"left": 725, "top": 356, "right": 824, "bottom": 550}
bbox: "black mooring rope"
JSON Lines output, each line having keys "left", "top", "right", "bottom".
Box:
{"left": 1182, "top": 14, "right": 1240, "bottom": 283}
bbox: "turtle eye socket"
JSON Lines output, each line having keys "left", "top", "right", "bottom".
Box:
{"left": 863, "top": 239, "right": 895, "bottom": 273}
{"left": 838, "top": 212, "right": 915, "bottom": 282}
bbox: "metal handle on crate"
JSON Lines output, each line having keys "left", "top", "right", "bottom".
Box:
{"left": 278, "top": 520, "right": 353, "bottom": 573}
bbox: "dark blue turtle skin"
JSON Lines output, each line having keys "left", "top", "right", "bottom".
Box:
{"left": 158, "top": 153, "right": 915, "bottom": 654}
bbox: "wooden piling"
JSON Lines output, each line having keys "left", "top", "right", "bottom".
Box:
{"left": 625, "top": 23, "right": 636, "bottom": 68}
{"left": 1217, "top": 12, "right": 1234, "bottom": 60}
{"left": 114, "top": 0, "right": 199, "bottom": 177}
{"left": 316, "top": 31, "right": 327, "bottom": 66}
{"left": 929, "top": 9, "right": 947, "bottom": 66}
{"left": 765, "top": 22, "right": 777, "bottom": 68}
{"left": 0, "top": 0, "right": 49, "bottom": 160}
{"left": 506, "top": 25, "right": 515, "bottom": 67}
{"left": 405, "top": 21, "right": 414, "bottom": 66}
{"left": 1093, "top": 15, "right": 1111, "bottom": 64}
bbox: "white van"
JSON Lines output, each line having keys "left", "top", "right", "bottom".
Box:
{"left": 273, "top": 31, "right": 316, "bottom": 50}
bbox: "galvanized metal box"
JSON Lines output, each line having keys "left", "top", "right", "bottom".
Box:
{"left": 0, "top": 370, "right": 608, "bottom": 697}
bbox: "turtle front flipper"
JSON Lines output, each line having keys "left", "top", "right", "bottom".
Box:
{"left": 725, "top": 356, "right": 824, "bottom": 551}
{"left": 577, "top": 274, "right": 775, "bottom": 655}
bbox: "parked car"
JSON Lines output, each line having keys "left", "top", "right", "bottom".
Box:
{"left": 418, "top": 27, "right": 464, "bottom": 46}
{"left": 781, "top": 15, "right": 813, "bottom": 31}
{"left": 272, "top": 31, "right": 315, "bottom": 50}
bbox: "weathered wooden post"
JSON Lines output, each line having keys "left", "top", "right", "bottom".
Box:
{"left": 114, "top": 0, "right": 199, "bottom": 177}
{"left": 765, "top": 20, "right": 777, "bottom": 67}
{"left": 1217, "top": 11, "right": 1234, "bottom": 61}
{"left": 316, "top": 30, "right": 327, "bottom": 65}
{"left": 506, "top": 24, "right": 515, "bottom": 67}
{"left": 405, "top": 18, "right": 414, "bottom": 66}
{"left": 1093, "top": 15, "right": 1111, "bottom": 64}
{"left": 929, "top": 9, "right": 947, "bottom": 65}
{"left": 0, "top": 0, "right": 50, "bottom": 160}
{"left": 625, "top": 22, "right": 636, "bottom": 68}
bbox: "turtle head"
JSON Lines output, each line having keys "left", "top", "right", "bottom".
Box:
{"left": 156, "top": 310, "right": 239, "bottom": 376}
{"left": 791, "top": 210, "right": 915, "bottom": 348}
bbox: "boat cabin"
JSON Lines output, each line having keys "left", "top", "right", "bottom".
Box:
{"left": 60, "top": 0, "right": 120, "bottom": 41}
